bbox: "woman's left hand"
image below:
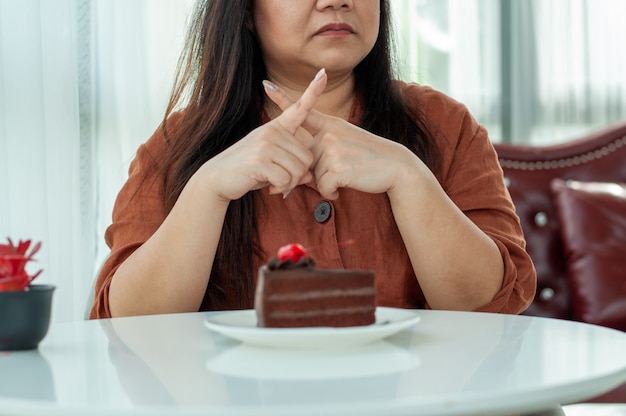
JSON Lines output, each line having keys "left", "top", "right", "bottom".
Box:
{"left": 264, "top": 76, "right": 425, "bottom": 200}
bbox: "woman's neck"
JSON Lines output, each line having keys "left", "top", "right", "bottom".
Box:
{"left": 265, "top": 70, "right": 356, "bottom": 121}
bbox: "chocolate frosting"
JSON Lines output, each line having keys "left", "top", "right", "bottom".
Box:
{"left": 267, "top": 257, "right": 316, "bottom": 271}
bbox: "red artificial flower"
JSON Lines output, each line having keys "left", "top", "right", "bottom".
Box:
{"left": 0, "top": 238, "right": 43, "bottom": 291}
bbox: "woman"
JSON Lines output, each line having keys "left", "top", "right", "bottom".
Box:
{"left": 90, "top": 0, "right": 536, "bottom": 319}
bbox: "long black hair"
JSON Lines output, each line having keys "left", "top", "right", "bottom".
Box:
{"left": 160, "top": 0, "right": 439, "bottom": 310}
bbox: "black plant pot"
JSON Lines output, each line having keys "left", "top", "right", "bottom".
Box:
{"left": 0, "top": 284, "right": 55, "bottom": 351}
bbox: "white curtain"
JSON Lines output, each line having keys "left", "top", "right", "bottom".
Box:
{"left": 1, "top": 0, "right": 83, "bottom": 323}
{"left": 0, "top": 0, "right": 193, "bottom": 322}
{"left": 391, "top": 0, "right": 626, "bottom": 144}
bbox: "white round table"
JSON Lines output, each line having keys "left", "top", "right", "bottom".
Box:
{"left": 1, "top": 309, "right": 625, "bottom": 416}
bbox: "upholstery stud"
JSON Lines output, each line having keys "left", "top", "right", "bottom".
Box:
{"left": 534, "top": 212, "right": 548, "bottom": 227}
{"left": 539, "top": 287, "right": 555, "bottom": 301}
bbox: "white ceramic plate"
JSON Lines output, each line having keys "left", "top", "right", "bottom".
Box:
{"left": 205, "top": 307, "right": 420, "bottom": 349}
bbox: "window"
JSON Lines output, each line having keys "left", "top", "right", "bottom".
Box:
{"left": 392, "top": 0, "right": 626, "bottom": 144}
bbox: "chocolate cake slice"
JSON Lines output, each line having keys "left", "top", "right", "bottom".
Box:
{"left": 254, "top": 246, "right": 376, "bottom": 328}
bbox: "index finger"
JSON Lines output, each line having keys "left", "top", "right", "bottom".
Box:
{"left": 263, "top": 68, "right": 327, "bottom": 135}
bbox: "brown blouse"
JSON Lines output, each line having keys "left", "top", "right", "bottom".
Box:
{"left": 90, "top": 82, "right": 536, "bottom": 319}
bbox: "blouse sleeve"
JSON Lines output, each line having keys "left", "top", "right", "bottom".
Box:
{"left": 452, "top": 123, "right": 536, "bottom": 314}
{"left": 411, "top": 84, "right": 537, "bottom": 314}
{"left": 89, "top": 126, "right": 170, "bottom": 319}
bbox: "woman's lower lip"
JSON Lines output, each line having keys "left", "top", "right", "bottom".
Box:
{"left": 317, "top": 30, "right": 353, "bottom": 37}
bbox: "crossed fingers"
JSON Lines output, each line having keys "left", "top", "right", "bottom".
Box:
{"left": 263, "top": 69, "right": 327, "bottom": 138}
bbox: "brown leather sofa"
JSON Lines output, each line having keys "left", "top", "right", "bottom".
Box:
{"left": 494, "top": 120, "right": 626, "bottom": 403}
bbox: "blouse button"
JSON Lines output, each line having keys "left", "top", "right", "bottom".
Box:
{"left": 314, "top": 201, "right": 332, "bottom": 223}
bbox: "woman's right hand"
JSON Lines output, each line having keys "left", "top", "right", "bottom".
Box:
{"left": 196, "top": 69, "right": 328, "bottom": 203}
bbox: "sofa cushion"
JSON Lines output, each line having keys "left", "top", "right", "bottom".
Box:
{"left": 550, "top": 178, "right": 626, "bottom": 331}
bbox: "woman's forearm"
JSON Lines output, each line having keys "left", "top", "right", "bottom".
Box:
{"left": 388, "top": 162, "right": 504, "bottom": 311}
{"left": 108, "top": 174, "right": 229, "bottom": 317}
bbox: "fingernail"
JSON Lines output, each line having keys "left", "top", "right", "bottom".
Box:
{"left": 314, "top": 68, "right": 325, "bottom": 81}
{"left": 262, "top": 80, "right": 278, "bottom": 92}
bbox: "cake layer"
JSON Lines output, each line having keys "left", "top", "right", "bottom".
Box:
{"left": 260, "top": 307, "right": 375, "bottom": 328}
{"left": 255, "top": 266, "right": 376, "bottom": 328}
